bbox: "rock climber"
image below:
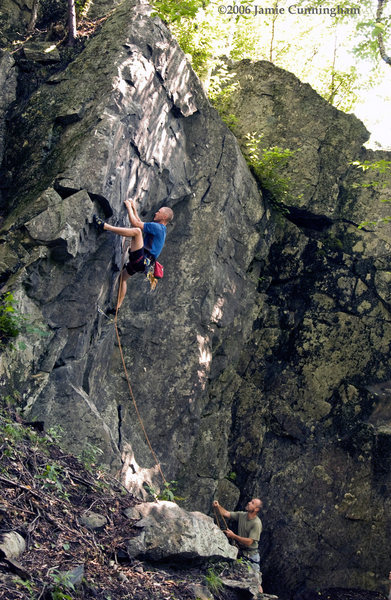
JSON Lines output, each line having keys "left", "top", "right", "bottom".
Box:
{"left": 93, "top": 199, "right": 174, "bottom": 308}
{"left": 213, "top": 498, "right": 264, "bottom": 593}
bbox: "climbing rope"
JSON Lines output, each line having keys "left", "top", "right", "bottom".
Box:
{"left": 213, "top": 505, "right": 239, "bottom": 549}
{"left": 213, "top": 504, "right": 228, "bottom": 531}
{"left": 112, "top": 242, "right": 167, "bottom": 486}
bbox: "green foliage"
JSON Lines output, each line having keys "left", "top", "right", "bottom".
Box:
{"left": 235, "top": 556, "right": 252, "bottom": 573}
{"left": 0, "top": 292, "right": 21, "bottom": 342}
{"left": 172, "top": 21, "right": 213, "bottom": 77}
{"left": 244, "top": 132, "right": 297, "bottom": 208}
{"left": 205, "top": 567, "right": 224, "bottom": 595}
{"left": 47, "top": 425, "right": 65, "bottom": 444}
{"left": 316, "top": 65, "right": 361, "bottom": 112}
{"left": 49, "top": 569, "right": 76, "bottom": 600}
{"left": 36, "top": 463, "right": 69, "bottom": 500}
{"left": 208, "top": 63, "right": 239, "bottom": 130}
{"left": 160, "top": 0, "right": 385, "bottom": 128}
{"left": 350, "top": 159, "right": 391, "bottom": 229}
{"left": 358, "top": 215, "right": 391, "bottom": 229}
{"left": 158, "top": 480, "right": 183, "bottom": 501}
{"left": 13, "top": 577, "right": 36, "bottom": 599}
{"left": 151, "top": 0, "right": 207, "bottom": 24}
{"left": 351, "top": 158, "right": 391, "bottom": 175}
{"left": 354, "top": 15, "right": 391, "bottom": 63}
{"left": 145, "top": 480, "right": 185, "bottom": 502}
{"left": 3, "top": 420, "right": 25, "bottom": 444}
{"left": 295, "top": 0, "right": 389, "bottom": 67}
{"left": 0, "top": 291, "right": 49, "bottom": 349}
{"left": 78, "top": 441, "right": 104, "bottom": 472}
{"left": 0, "top": 403, "right": 52, "bottom": 468}
{"left": 144, "top": 482, "right": 159, "bottom": 499}
{"left": 75, "top": 0, "right": 92, "bottom": 18}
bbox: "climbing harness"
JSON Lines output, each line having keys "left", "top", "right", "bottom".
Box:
{"left": 143, "top": 250, "right": 164, "bottom": 292}
{"left": 145, "top": 260, "right": 158, "bottom": 291}
{"left": 110, "top": 244, "right": 167, "bottom": 486}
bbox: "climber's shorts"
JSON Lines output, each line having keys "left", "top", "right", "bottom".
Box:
{"left": 124, "top": 247, "right": 146, "bottom": 275}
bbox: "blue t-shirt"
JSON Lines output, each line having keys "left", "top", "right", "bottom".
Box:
{"left": 143, "top": 222, "right": 167, "bottom": 259}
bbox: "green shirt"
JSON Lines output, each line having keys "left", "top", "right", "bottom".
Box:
{"left": 229, "top": 511, "right": 262, "bottom": 552}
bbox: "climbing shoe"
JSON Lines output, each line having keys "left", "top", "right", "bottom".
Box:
{"left": 93, "top": 214, "right": 105, "bottom": 232}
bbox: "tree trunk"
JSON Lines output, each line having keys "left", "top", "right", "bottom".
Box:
{"left": 27, "top": 0, "right": 40, "bottom": 34}
{"left": 68, "top": 0, "right": 78, "bottom": 47}
{"left": 269, "top": 0, "right": 280, "bottom": 63}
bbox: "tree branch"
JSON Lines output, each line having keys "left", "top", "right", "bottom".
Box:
{"left": 377, "top": 0, "right": 391, "bottom": 66}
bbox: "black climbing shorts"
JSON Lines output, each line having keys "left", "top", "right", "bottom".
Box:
{"left": 124, "top": 247, "right": 146, "bottom": 276}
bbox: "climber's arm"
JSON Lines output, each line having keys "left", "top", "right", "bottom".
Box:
{"left": 124, "top": 199, "right": 144, "bottom": 230}
{"left": 213, "top": 501, "right": 230, "bottom": 519}
{"left": 224, "top": 530, "right": 254, "bottom": 547}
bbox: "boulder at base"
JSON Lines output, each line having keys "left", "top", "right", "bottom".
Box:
{"left": 124, "top": 501, "right": 238, "bottom": 562}
{"left": 0, "top": 531, "right": 26, "bottom": 559}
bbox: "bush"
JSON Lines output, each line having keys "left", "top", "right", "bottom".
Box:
{"left": 244, "top": 132, "right": 297, "bottom": 209}
{"left": 0, "top": 292, "right": 21, "bottom": 343}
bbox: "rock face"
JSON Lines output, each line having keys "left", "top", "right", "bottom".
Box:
{"left": 1, "top": 2, "right": 391, "bottom": 598}
{"left": 0, "top": 51, "right": 17, "bottom": 209}
{"left": 0, "top": 0, "right": 33, "bottom": 33}
{"left": 124, "top": 501, "right": 238, "bottom": 561}
{"left": 1, "top": 0, "right": 264, "bottom": 486}
{"left": 217, "top": 60, "right": 391, "bottom": 597}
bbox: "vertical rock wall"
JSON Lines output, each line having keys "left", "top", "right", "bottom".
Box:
{"left": 1, "top": 5, "right": 391, "bottom": 598}
{"left": 214, "top": 59, "right": 391, "bottom": 597}
{"left": 0, "top": 0, "right": 266, "bottom": 498}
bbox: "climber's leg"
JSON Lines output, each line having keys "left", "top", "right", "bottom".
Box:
{"left": 93, "top": 216, "right": 145, "bottom": 309}
{"left": 103, "top": 224, "right": 144, "bottom": 251}
{"left": 117, "top": 246, "right": 147, "bottom": 308}
{"left": 117, "top": 268, "right": 131, "bottom": 309}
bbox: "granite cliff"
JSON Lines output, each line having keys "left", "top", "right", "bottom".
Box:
{"left": 1, "top": 1, "right": 391, "bottom": 597}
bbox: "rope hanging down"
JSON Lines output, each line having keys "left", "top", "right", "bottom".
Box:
{"left": 112, "top": 242, "right": 167, "bottom": 486}
{"left": 213, "top": 504, "right": 228, "bottom": 531}
{"left": 213, "top": 505, "right": 238, "bottom": 549}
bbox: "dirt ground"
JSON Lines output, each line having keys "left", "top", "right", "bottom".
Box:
{"left": 0, "top": 401, "right": 201, "bottom": 599}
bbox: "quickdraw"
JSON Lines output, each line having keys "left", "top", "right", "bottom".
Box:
{"left": 144, "top": 257, "right": 164, "bottom": 291}
{"left": 146, "top": 262, "right": 158, "bottom": 291}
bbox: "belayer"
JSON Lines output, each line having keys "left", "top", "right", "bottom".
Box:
{"left": 94, "top": 199, "right": 174, "bottom": 308}
{"left": 213, "top": 498, "right": 264, "bottom": 593}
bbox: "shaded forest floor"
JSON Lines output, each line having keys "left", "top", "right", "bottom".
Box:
{"left": 0, "top": 397, "right": 388, "bottom": 600}
{"left": 0, "top": 398, "right": 205, "bottom": 599}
